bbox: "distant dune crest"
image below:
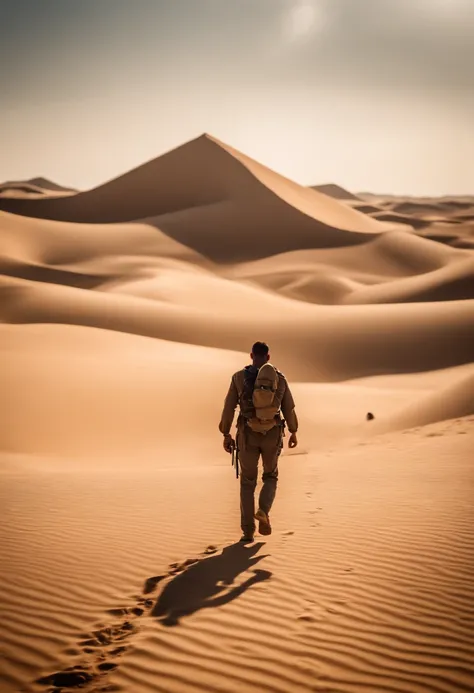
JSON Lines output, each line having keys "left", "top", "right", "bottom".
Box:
{"left": 0, "top": 177, "right": 76, "bottom": 200}
{"left": 25, "top": 176, "right": 77, "bottom": 192}
{"left": 310, "top": 183, "right": 361, "bottom": 201}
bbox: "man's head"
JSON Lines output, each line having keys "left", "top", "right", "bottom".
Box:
{"left": 251, "top": 341, "right": 270, "bottom": 367}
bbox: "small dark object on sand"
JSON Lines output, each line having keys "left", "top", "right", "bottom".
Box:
{"left": 366, "top": 412, "right": 375, "bottom": 421}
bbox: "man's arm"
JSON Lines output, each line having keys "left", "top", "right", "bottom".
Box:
{"left": 281, "top": 381, "right": 298, "bottom": 434}
{"left": 219, "top": 376, "right": 239, "bottom": 436}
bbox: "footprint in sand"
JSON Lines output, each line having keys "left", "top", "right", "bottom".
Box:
{"left": 297, "top": 599, "right": 347, "bottom": 634}
{"left": 204, "top": 544, "right": 218, "bottom": 554}
{"left": 35, "top": 545, "right": 221, "bottom": 692}
{"left": 36, "top": 542, "right": 271, "bottom": 689}
{"left": 143, "top": 574, "right": 166, "bottom": 594}
{"left": 37, "top": 667, "right": 94, "bottom": 689}
{"left": 295, "top": 601, "right": 327, "bottom": 634}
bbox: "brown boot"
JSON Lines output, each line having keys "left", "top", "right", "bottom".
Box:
{"left": 255, "top": 508, "right": 272, "bottom": 536}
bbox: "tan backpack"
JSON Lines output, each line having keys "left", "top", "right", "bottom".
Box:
{"left": 247, "top": 363, "right": 283, "bottom": 433}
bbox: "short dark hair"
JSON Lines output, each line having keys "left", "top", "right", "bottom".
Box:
{"left": 252, "top": 341, "right": 269, "bottom": 357}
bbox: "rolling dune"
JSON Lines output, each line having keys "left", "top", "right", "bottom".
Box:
{"left": 352, "top": 192, "right": 474, "bottom": 253}
{"left": 230, "top": 232, "right": 468, "bottom": 280}
{"left": 227, "top": 232, "right": 474, "bottom": 304}
{"left": 378, "top": 370, "right": 474, "bottom": 432}
{"left": 0, "top": 177, "right": 76, "bottom": 199}
{"left": 2, "top": 273, "right": 473, "bottom": 380}
{"left": 0, "top": 210, "right": 210, "bottom": 291}
{"left": 0, "top": 182, "right": 47, "bottom": 197}
{"left": 341, "top": 257, "right": 474, "bottom": 304}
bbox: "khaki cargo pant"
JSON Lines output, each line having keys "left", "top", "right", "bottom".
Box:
{"left": 237, "top": 423, "right": 284, "bottom": 535}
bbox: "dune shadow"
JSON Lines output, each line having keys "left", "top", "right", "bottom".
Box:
{"left": 151, "top": 542, "right": 271, "bottom": 626}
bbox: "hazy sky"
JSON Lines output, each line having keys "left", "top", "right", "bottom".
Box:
{"left": 1, "top": 0, "right": 473, "bottom": 194}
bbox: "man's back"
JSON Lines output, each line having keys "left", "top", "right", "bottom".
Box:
{"left": 219, "top": 365, "right": 298, "bottom": 436}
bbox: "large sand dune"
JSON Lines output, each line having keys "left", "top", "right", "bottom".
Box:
{"left": 1, "top": 134, "right": 473, "bottom": 693}
{"left": 0, "top": 135, "right": 395, "bottom": 262}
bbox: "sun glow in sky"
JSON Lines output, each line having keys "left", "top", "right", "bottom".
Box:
{"left": 284, "top": 1, "right": 327, "bottom": 42}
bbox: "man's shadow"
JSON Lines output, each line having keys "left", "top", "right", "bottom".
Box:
{"left": 151, "top": 542, "right": 271, "bottom": 626}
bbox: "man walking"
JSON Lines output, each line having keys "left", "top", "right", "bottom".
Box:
{"left": 219, "top": 342, "right": 298, "bottom": 542}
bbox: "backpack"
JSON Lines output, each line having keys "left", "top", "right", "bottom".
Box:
{"left": 245, "top": 363, "right": 283, "bottom": 433}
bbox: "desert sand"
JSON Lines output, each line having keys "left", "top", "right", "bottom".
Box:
{"left": 0, "top": 135, "right": 473, "bottom": 693}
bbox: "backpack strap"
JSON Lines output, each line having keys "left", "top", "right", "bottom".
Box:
{"left": 241, "top": 368, "right": 258, "bottom": 418}
{"left": 233, "top": 368, "right": 257, "bottom": 419}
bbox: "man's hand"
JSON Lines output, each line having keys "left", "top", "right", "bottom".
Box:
{"left": 288, "top": 432, "right": 298, "bottom": 449}
{"left": 223, "top": 434, "right": 235, "bottom": 454}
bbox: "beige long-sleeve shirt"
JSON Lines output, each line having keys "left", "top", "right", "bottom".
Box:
{"left": 219, "top": 368, "right": 298, "bottom": 435}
